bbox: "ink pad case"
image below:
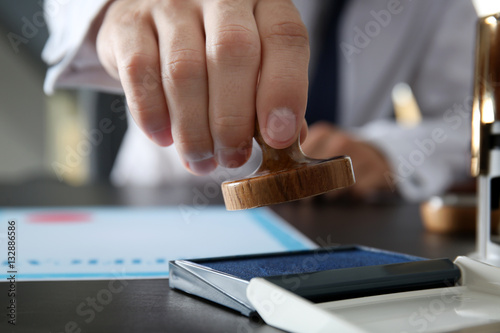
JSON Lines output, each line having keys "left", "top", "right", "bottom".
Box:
{"left": 168, "top": 245, "right": 460, "bottom": 317}
{"left": 247, "top": 255, "right": 500, "bottom": 333}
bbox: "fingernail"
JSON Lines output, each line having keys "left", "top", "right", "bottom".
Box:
{"left": 151, "top": 128, "right": 173, "bottom": 146}
{"left": 216, "top": 148, "right": 251, "bottom": 168}
{"left": 188, "top": 158, "right": 217, "bottom": 175}
{"left": 266, "top": 108, "right": 297, "bottom": 144}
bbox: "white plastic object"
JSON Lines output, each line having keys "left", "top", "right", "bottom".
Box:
{"left": 247, "top": 256, "right": 500, "bottom": 333}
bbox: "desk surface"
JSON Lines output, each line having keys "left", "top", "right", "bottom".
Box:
{"left": 0, "top": 179, "right": 476, "bottom": 333}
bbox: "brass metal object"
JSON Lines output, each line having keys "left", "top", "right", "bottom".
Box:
{"left": 471, "top": 14, "right": 500, "bottom": 177}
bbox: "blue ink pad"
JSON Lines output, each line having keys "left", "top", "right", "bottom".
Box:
{"left": 169, "top": 246, "right": 460, "bottom": 316}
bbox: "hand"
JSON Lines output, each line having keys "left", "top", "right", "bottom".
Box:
{"left": 301, "top": 122, "right": 393, "bottom": 199}
{"left": 95, "top": 0, "right": 310, "bottom": 175}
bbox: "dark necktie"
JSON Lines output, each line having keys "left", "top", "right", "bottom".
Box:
{"left": 306, "top": 0, "right": 349, "bottom": 125}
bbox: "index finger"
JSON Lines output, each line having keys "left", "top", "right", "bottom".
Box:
{"left": 255, "top": 0, "right": 310, "bottom": 149}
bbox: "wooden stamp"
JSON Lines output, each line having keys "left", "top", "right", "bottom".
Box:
{"left": 222, "top": 124, "right": 355, "bottom": 210}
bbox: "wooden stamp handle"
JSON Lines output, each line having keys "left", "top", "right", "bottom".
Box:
{"left": 254, "top": 121, "right": 309, "bottom": 173}
{"left": 221, "top": 120, "right": 355, "bottom": 210}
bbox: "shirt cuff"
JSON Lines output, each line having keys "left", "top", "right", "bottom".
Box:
{"left": 42, "top": 0, "right": 122, "bottom": 94}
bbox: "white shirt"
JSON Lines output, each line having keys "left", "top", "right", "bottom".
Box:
{"left": 42, "top": 0, "right": 478, "bottom": 201}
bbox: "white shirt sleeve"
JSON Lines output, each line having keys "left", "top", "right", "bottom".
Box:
{"left": 42, "top": 0, "right": 123, "bottom": 94}
{"left": 338, "top": 0, "right": 477, "bottom": 201}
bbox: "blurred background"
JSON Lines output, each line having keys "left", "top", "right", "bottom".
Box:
{"left": 0, "top": 1, "right": 126, "bottom": 187}
{"left": 0, "top": 0, "right": 498, "bottom": 188}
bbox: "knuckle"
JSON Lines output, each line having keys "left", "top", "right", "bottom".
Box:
{"left": 267, "top": 70, "right": 307, "bottom": 85}
{"left": 175, "top": 132, "right": 212, "bottom": 156}
{"left": 129, "top": 107, "right": 168, "bottom": 136}
{"left": 157, "top": 0, "right": 182, "bottom": 11}
{"left": 208, "top": 25, "right": 260, "bottom": 62}
{"left": 119, "top": 61, "right": 161, "bottom": 108}
{"left": 129, "top": 103, "right": 163, "bottom": 123}
{"left": 118, "top": 53, "right": 161, "bottom": 105}
{"left": 119, "top": 52, "right": 157, "bottom": 82}
{"left": 213, "top": 113, "right": 250, "bottom": 130}
{"left": 162, "top": 49, "right": 206, "bottom": 83}
{"left": 112, "top": 6, "right": 149, "bottom": 26}
{"left": 264, "top": 21, "right": 309, "bottom": 49}
{"left": 212, "top": 114, "right": 252, "bottom": 143}
{"left": 213, "top": 0, "right": 241, "bottom": 7}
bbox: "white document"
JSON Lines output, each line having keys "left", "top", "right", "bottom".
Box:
{"left": 0, "top": 206, "right": 315, "bottom": 281}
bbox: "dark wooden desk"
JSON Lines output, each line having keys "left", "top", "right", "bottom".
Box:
{"left": 0, "top": 179, "right": 476, "bottom": 333}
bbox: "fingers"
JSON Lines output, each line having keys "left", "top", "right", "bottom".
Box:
{"left": 203, "top": 0, "right": 261, "bottom": 168}
{"left": 153, "top": 4, "right": 217, "bottom": 175}
{"left": 97, "top": 2, "right": 173, "bottom": 147}
{"left": 97, "top": 0, "right": 310, "bottom": 175}
{"left": 255, "top": 0, "right": 310, "bottom": 149}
